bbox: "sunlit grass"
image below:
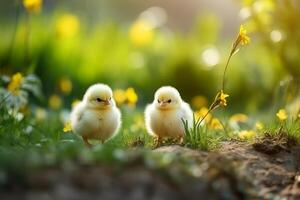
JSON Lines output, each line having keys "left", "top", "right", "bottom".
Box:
{"left": 182, "top": 116, "right": 221, "bottom": 150}
{"left": 261, "top": 117, "right": 300, "bottom": 145}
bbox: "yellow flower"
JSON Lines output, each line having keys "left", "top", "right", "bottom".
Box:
{"left": 56, "top": 14, "right": 79, "bottom": 38}
{"left": 238, "top": 130, "right": 256, "bottom": 140}
{"left": 191, "top": 95, "right": 208, "bottom": 109}
{"left": 255, "top": 121, "right": 264, "bottom": 130}
{"left": 113, "top": 89, "right": 127, "bottom": 105}
{"left": 194, "top": 107, "right": 212, "bottom": 123}
{"left": 219, "top": 90, "right": 229, "bottom": 107}
{"left": 59, "top": 77, "right": 72, "bottom": 94}
{"left": 238, "top": 25, "right": 250, "bottom": 45}
{"left": 210, "top": 118, "right": 223, "bottom": 130}
{"left": 48, "top": 95, "right": 62, "bottom": 110}
{"left": 129, "top": 19, "right": 154, "bottom": 46}
{"left": 7, "top": 73, "right": 24, "bottom": 95}
{"left": 125, "top": 87, "right": 138, "bottom": 107}
{"left": 276, "top": 109, "right": 288, "bottom": 121}
{"left": 63, "top": 121, "right": 72, "bottom": 133}
{"left": 229, "top": 113, "right": 248, "bottom": 123}
{"left": 23, "top": 0, "right": 42, "bottom": 13}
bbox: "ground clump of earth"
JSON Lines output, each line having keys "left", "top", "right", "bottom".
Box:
{"left": 0, "top": 139, "right": 299, "bottom": 200}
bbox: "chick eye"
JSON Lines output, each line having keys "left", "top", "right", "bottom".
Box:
{"left": 96, "top": 98, "right": 103, "bottom": 102}
{"left": 157, "top": 99, "right": 161, "bottom": 103}
{"left": 167, "top": 99, "right": 172, "bottom": 103}
{"left": 109, "top": 97, "right": 112, "bottom": 100}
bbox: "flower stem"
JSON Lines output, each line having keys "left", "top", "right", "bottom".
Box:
{"left": 221, "top": 51, "right": 233, "bottom": 91}
{"left": 24, "top": 12, "right": 31, "bottom": 66}
{"left": 1, "top": 0, "right": 21, "bottom": 67}
{"left": 222, "top": 36, "right": 241, "bottom": 91}
{"left": 196, "top": 101, "right": 218, "bottom": 128}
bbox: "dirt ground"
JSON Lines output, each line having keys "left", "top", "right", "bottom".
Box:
{"left": 219, "top": 141, "right": 300, "bottom": 199}
{"left": 0, "top": 140, "right": 299, "bottom": 200}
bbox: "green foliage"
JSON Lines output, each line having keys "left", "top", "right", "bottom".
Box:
{"left": 263, "top": 118, "right": 300, "bottom": 144}
{"left": 0, "top": 9, "right": 297, "bottom": 109}
{"left": 182, "top": 116, "right": 220, "bottom": 150}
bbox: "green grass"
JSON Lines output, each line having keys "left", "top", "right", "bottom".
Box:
{"left": 261, "top": 119, "right": 300, "bottom": 145}
{"left": 0, "top": 100, "right": 220, "bottom": 171}
{"left": 182, "top": 116, "right": 222, "bottom": 150}
{"left": 1, "top": 97, "right": 300, "bottom": 175}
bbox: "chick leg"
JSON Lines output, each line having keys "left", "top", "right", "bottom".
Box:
{"left": 82, "top": 135, "right": 92, "bottom": 148}
{"left": 176, "top": 135, "right": 184, "bottom": 145}
{"left": 154, "top": 136, "right": 163, "bottom": 148}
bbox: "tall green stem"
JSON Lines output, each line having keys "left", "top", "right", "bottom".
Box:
{"left": 1, "top": 0, "right": 21, "bottom": 67}
{"left": 196, "top": 102, "right": 219, "bottom": 128}
{"left": 24, "top": 12, "right": 30, "bottom": 66}
{"left": 222, "top": 53, "right": 233, "bottom": 91}
{"left": 222, "top": 36, "right": 241, "bottom": 91}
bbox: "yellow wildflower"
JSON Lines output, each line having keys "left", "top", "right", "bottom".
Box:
{"left": 48, "top": 95, "right": 62, "bottom": 110}
{"left": 63, "top": 121, "right": 72, "bottom": 133}
{"left": 23, "top": 0, "right": 42, "bottom": 13}
{"left": 238, "top": 130, "right": 256, "bottom": 140}
{"left": 210, "top": 118, "right": 223, "bottom": 130}
{"left": 113, "top": 89, "right": 127, "bottom": 105}
{"left": 59, "top": 77, "right": 72, "bottom": 94}
{"left": 276, "top": 109, "right": 288, "bottom": 121}
{"left": 194, "top": 107, "right": 212, "bottom": 123}
{"left": 219, "top": 90, "right": 229, "bottom": 107}
{"left": 129, "top": 19, "right": 154, "bottom": 46}
{"left": 191, "top": 95, "right": 208, "bottom": 109}
{"left": 125, "top": 87, "right": 138, "bottom": 107}
{"left": 7, "top": 73, "right": 24, "bottom": 95}
{"left": 238, "top": 25, "right": 250, "bottom": 45}
{"left": 255, "top": 121, "right": 264, "bottom": 130}
{"left": 56, "top": 14, "right": 79, "bottom": 38}
{"left": 229, "top": 113, "right": 248, "bottom": 123}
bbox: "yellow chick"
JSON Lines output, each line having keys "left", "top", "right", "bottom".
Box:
{"left": 145, "top": 86, "right": 193, "bottom": 144}
{"left": 71, "top": 84, "right": 121, "bottom": 146}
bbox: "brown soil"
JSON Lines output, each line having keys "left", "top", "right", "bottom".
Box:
{"left": 219, "top": 141, "right": 300, "bottom": 199}
{"left": 0, "top": 140, "right": 299, "bottom": 200}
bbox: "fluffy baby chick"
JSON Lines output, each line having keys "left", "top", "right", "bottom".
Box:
{"left": 145, "top": 86, "right": 193, "bottom": 145}
{"left": 71, "top": 84, "right": 121, "bottom": 146}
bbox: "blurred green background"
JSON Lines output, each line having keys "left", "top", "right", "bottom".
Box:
{"left": 0, "top": 0, "right": 300, "bottom": 113}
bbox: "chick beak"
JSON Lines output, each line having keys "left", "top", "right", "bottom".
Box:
{"left": 104, "top": 99, "right": 110, "bottom": 105}
{"left": 159, "top": 101, "right": 166, "bottom": 107}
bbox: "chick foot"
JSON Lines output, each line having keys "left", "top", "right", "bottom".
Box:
{"left": 154, "top": 136, "right": 163, "bottom": 148}
{"left": 82, "top": 136, "right": 92, "bottom": 148}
